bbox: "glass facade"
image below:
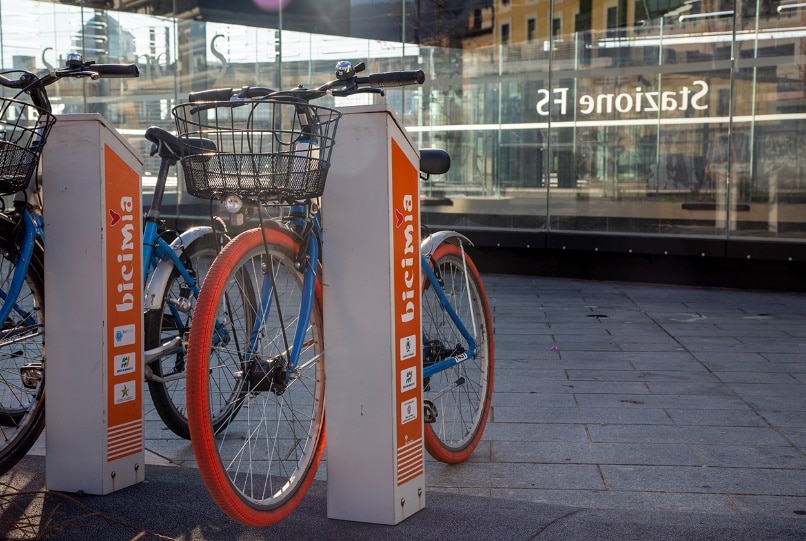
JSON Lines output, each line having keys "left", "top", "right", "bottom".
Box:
{"left": 2, "top": 0, "right": 806, "bottom": 256}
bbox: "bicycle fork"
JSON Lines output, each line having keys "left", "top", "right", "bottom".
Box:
{"left": 243, "top": 220, "right": 319, "bottom": 395}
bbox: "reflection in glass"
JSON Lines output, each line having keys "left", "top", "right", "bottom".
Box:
{"left": 0, "top": 0, "right": 804, "bottom": 241}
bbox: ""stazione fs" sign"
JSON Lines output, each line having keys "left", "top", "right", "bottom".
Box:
{"left": 536, "top": 80, "right": 709, "bottom": 116}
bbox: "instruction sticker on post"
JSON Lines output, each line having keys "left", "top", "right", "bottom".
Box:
{"left": 399, "top": 334, "right": 416, "bottom": 361}
{"left": 391, "top": 138, "right": 424, "bottom": 486}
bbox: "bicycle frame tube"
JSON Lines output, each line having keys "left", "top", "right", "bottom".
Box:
{"left": 141, "top": 219, "right": 160, "bottom": 279}
{"left": 0, "top": 210, "right": 37, "bottom": 326}
{"left": 144, "top": 225, "right": 218, "bottom": 312}
{"left": 149, "top": 236, "right": 202, "bottom": 296}
{"left": 142, "top": 230, "right": 191, "bottom": 339}
{"left": 291, "top": 224, "right": 318, "bottom": 367}
{"left": 420, "top": 252, "right": 477, "bottom": 379}
{"left": 143, "top": 223, "right": 201, "bottom": 291}
{"left": 142, "top": 225, "right": 210, "bottom": 359}
{"left": 32, "top": 213, "right": 44, "bottom": 241}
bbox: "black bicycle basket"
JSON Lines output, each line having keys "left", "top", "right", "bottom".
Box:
{"left": 0, "top": 98, "right": 56, "bottom": 196}
{"left": 172, "top": 98, "right": 341, "bottom": 201}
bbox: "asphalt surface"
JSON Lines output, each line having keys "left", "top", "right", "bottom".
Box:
{"left": 2, "top": 274, "right": 806, "bottom": 539}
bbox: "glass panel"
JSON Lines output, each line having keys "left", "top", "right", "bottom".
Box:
{"left": 733, "top": 1, "right": 806, "bottom": 239}
{"left": 0, "top": 3, "right": 178, "bottom": 193}
{"left": 2, "top": 0, "right": 804, "bottom": 245}
{"left": 541, "top": 2, "right": 734, "bottom": 236}
{"left": 417, "top": 7, "right": 553, "bottom": 233}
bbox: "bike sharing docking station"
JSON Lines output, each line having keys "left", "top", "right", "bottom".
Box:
{"left": 42, "top": 114, "right": 144, "bottom": 494}
{"left": 323, "top": 103, "right": 425, "bottom": 524}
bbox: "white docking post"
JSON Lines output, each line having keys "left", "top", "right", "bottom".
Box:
{"left": 323, "top": 104, "right": 425, "bottom": 524}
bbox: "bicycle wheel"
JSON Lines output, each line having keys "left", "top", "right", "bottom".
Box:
{"left": 186, "top": 226, "right": 325, "bottom": 527}
{"left": 0, "top": 217, "right": 45, "bottom": 475}
{"left": 421, "top": 242, "right": 494, "bottom": 464}
{"left": 144, "top": 233, "right": 219, "bottom": 440}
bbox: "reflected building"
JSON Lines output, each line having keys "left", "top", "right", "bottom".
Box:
{"left": 2, "top": 0, "right": 805, "bottom": 287}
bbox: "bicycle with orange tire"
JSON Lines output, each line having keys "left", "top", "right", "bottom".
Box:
{"left": 174, "top": 60, "right": 494, "bottom": 526}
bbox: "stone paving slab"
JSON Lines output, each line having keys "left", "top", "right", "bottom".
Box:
{"left": 586, "top": 424, "right": 795, "bottom": 446}
{"left": 601, "top": 464, "right": 806, "bottom": 496}
{"left": 490, "top": 441, "right": 702, "bottom": 466}
{"left": 476, "top": 274, "right": 806, "bottom": 520}
{"left": 692, "top": 444, "right": 806, "bottom": 468}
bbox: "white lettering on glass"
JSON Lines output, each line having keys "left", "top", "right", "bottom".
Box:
{"left": 536, "top": 80, "right": 709, "bottom": 116}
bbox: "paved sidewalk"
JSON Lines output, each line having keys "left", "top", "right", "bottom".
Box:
{"left": 2, "top": 275, "right": 806, "bottom": 539}
{"left": 461, "top": 275, "right": 806, "bottom": 517}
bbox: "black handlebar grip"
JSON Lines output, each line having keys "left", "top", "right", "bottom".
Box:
{"left": 188, "top": 88, "right": 236, "bottom": 103}
{"left": 0, "top": 74, "right": 23, "bottom": 89}
{"left": 87, "top": 64, "right": 140, "bottom": 78}
{"left": 367, "top": 70, "right": 425, "bottom": 88}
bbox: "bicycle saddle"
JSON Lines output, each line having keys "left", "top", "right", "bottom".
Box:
{"left": 420, "top": 148, "right": 450, "bottom": 176}
{"left": 145, "top": 126, "right": 217, "bottom": 160}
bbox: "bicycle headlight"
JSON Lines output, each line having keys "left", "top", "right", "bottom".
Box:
{"left": 224, "top": 194, "right": 243, "bottom": 214}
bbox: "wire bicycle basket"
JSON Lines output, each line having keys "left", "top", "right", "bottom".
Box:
{"left": 0, "top": 97, "right": 56, "bottom": 196}
{"left": 172, "top": 98, "right": 341, "bottom": 202}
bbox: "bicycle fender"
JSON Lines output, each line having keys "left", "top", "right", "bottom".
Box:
{"left": 420, "top": 230, "right": 473, "bottom": 257}
{"left": 144, "top": 226, "right": 216, "bottom": 310}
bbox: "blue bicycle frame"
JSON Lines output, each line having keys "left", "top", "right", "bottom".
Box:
{"left": 419, "top": 252, "right": 477, "bottom": 379}
{"left": 142, "top": 221, "right": 204, "bottom": 298}
{"left": 0, "top": 209, "right": 42, "bottom": 331}
{"left": 248, "top": 204, "right": 320, "bottom": 377}
{"left": 142, "top": 218, "right": 230, "bottom": 362}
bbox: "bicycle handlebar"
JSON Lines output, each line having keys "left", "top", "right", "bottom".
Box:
{"left": 0, "top": 53, "right": 139, "bottom": 111}
{"left": 84, "top": 63, "right": 140, "bottom": 78}
{"left": 187, "top": 62, "right": 425, "bottom": 107}
{"left": 365, "top": 70, "right": 425, "bottom": 88}
{"left": 0, "top": 73, "right": 27, "bottom": 89}
{"left": 188, "top": 87, "right": 236, "bottom": 103}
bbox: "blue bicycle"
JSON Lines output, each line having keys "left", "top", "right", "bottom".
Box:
{"left": 0, "top": 52, "right": 228, "bottom": 472}
{"left": 0, "top": 54, "right": 139, "bottom": 474}
{"left": 175, "top": 61, "right": 494, "bottom": 526}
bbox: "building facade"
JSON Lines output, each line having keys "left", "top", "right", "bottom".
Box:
{"left": 3, "top": 0, "right": 806, "bottom": 275}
